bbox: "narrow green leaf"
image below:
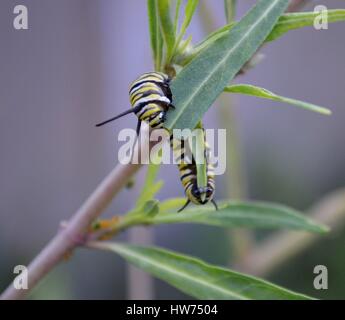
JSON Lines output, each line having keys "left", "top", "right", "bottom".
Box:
{"left": 267, "top": 9, "right": 345, "bottom": 42}
{"left": 147, "top": 0, "right": 158, "bottom": 60}
{"left": 174, "top": 0, "right": 183, "bottom": 35}
{"left": 224, "top": 0, "right": 236, "bottom": 23}
{"left": 165, "top": 0, "right": 289, "bottom": 131}
{"left": 174, "top": 35, "right": 193, "bottom": 66}
{"left": 147, "top": 0, "right": 163, "bottom": 70}
{"left": 147, "top": 201, "right": 329, "bottom": 233}
{"left": 97, "top": 242, "right": 312, "bottom": 300}
{"left": 157, "top": 0, "right": 176, "bottom": 62}
{"left": 225, "top": 84, "right": 331, "bottom": 115}
{"left": 159, "top": 197, "right": 186, "bottom": 212}
{"left": 135, "top": 163, "right": 163, "bottom": 208}
{"left": 145, "top": 162, "right": 160, "bottom": 187}
{"left": 156, "top": 33, "right": 163, "bottom": 71}
{"left": 177, "top": 0, "right": 199, "bottom": 42}
{"left": 137, "top": 182, "right": 163, "bottom": 209}
{"left": 184, "top": 22, "right": 235, "bottom": 66}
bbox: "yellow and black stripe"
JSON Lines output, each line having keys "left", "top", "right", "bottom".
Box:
{"left": 170, "top": 133, "right": 217, "bottom": 212}
{"left": 96, "top": 72, "right": 174, "bottom": 135}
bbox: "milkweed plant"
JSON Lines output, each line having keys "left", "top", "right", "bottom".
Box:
{"left": 2, "top": 0, "right": 345, "bottom": 300}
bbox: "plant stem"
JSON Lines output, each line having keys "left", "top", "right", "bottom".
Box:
{"left": 0, "top": 130, "right": 154, "bottom": 300}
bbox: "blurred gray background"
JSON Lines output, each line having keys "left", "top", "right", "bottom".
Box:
{"left": 0, "top": 0, "right": 344, "bottom": 299}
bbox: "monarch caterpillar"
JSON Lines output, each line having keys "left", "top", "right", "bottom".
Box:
{"left": 95, "top": 72, "right": 174, "bottom": 135}
{"left": 170, "top": 132, "right": 218, "bottom": 212}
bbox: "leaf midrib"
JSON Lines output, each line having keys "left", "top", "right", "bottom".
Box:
{"left": 169, "top": 0, "right": 281, "bottom": 129}
{"left": 113, "top": 244, "right": 247, "bottom": 299}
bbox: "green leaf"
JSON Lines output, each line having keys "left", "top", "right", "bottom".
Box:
{"left": 157, "top": 0, "right": 176, "bottom": 62}
{"left": 184, "top": 22, "right": 235, "bottom": 66}
{"left": 147, "top": 0, "right": 158, "bottom": 59}
{"left": 142, "top": 200, "right": 160, "bottom": 217}
{"left": 146, "top": 201, "right": 329, "bottom": 233}
{"left": 176, "top": 0, "right": 199, "bottom": 43}
{"left": 159, "top": 197, "right": 186, "bottom": 212}
{"left": 135, "top": 163, "right": 163, "bottom": 209}
{"left": 224, "top": 0, "right": 236, "bottom": 23}
{"left": 96, "top": 242, "right": 313, "bottom": 300}
{"left": 189, "top": 9, "right": 345, "bottom": 67}
{"left": 174, "top": 35, "right": 193, "bottom": 65}
{"left": 136, "top": 181, "right": 163, "bottom": 209}
{"left": 147, "top": 0, "right": 163, "bottom": 70}
{"left": 165, "top": 0, "right": 289, "bottom": 131}
{"left": 225, "top": 84, "right": 331, "bottom": 115}
{"left": 174, "top": 0, "right": 183, "bottom": 35}
{"left": 267, "top": 9, "right": 345, "bottom": 42}
{"left": 172, "top": 0, "right": 199, "bottom": 65}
